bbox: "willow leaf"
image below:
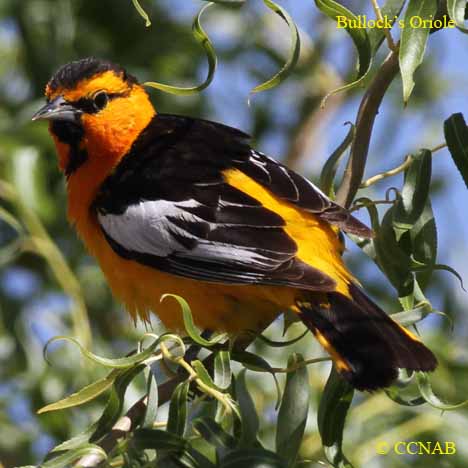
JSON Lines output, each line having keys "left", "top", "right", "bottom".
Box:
{"left": 250, "top": 0, "right": 300, "bottom": 95}
{"left": 145, "top": 4, "right": 216, "bottom": 95}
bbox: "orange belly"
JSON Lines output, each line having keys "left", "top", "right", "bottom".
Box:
{"left": 84, "top": 221, "right": 296, "bottom": 331}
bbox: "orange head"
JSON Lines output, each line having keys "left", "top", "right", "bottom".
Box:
{"left": 33, "top": 57, "right": 156, "bottom": 177}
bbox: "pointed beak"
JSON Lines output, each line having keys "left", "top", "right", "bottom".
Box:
{"left": 32, "top": 96, "right": 82, "bottom": 123}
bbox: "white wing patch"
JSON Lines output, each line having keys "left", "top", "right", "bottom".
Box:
{"left": 97, "top": 198, "right": 293, "bottom": 271}
{"left": 98, "top": 199, "right": 202, "bottom": 257}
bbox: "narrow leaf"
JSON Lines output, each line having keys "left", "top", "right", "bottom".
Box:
{"left": 143, "top": 360, "right": 160, "bottom": 428}
{"left": 320, "top": 122, "right": 355, "bottom": 199}
{"left": 276, "top": 353, "right": 310, "bottom": 467}
{"left": 193, "top": 417, "right": 236, "bottom": 449}
{"left": 250, "top": 0, "right": 300, "bottom": 95}
{"left": 314, "top": 0, "right": 372, "bottom": 106}
{"left": 431, "top": 263, "right": 466, "bottom": 291}
{"left": 392, "top": 149, "right": 432, "bottom": 240}
{"left": 42, "top": 445, "right": 106, "bottom": 468}
{"left": 131, "top": 0, "right": 151, "bottom": 27}
{"left": 91, "top": 365, "right": 145, "bottom": 442}
{"left": 167, "top": 381, "right": 190, "bottom": 436}
{"left": 235, "top": 370, "right": 260, "bottom": 448}
{"left": 133, "top": 428, "right": 187, "bottom": 451}
{"left": 37, "top": 369, "right": 123, "bottom": 414}
{"left": 385, "top": 387, "right": 426, "bottom": 407}
{"left": 391, "top": 304, "right": 432, "bottom": 327}
{"left": 245, "top": 328, "right": 308, "bottom": 348}
{"left": 220, "top": 448, "right": 286, "bottom": 468}
{"left": 447, "top": 0, "right": 468, "bottom": 33}
{"left": 374, "top": 206, "right": 413, "bottom": 296}
{"left": 232, "top": 350, "right": 281, "bottom": 407}
{"left": 161, "top": 294, "right": 227, "bottom": 347}
{"left": 368, "top": 0, "right": 406, "bottom": 53}
{"left": 0, "top": 206, "right": 24, "bottom": 233}
{"left": 409, "top": 200, "right": 437, "bottom": 289}
{"left": 416, "top": 372, "right": 468, "bottom": 410}
{"left": 444, "top": 112, "right": 468, "bottom": 188}
{"left": 44, "top": 335, "right": 161, "bottom": 369}
{"left": 193, "top": 359, "right": 219, "bottom": 390}
{"left": 214, "top": 350, "right": 232, "bottom": 391}
{"left": 399, "top": 0, "right": 438, "bottom": 104}
{"left": 144, "top": 4, "right": 216, "bottom": 95}
{"left": 318, "top": 367, "right": 355, "bottom": 468}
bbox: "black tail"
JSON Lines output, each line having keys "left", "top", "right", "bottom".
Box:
{"left": 299, "top": 284, "right": 437, "bottom": 391}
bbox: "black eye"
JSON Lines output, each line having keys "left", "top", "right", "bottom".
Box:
{"left": 93, "top": 91, "right": 109, "bottom": 111}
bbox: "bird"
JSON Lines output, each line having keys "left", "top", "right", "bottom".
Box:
{"left": 32, "top": 57, "right": 437, "bottom": 391}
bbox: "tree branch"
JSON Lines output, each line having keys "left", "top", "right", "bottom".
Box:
{"left": 335, "top": 49, "right": 399, "bottom": 208}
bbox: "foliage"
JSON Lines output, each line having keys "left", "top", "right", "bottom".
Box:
{"left": 1, "top": 0, "right": 468, "bottom": 467}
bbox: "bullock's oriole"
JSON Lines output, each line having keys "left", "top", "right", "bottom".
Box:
{"left": 32, "top": 57, "right": 437, "bottom": 390}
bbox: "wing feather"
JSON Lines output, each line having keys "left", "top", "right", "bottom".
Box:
{"left": 93, "top": 113, "right": 368, "bottom": 290}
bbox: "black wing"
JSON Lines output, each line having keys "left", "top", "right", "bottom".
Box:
{"left": 93, "top": 114, "right": 368, "bottom": 290}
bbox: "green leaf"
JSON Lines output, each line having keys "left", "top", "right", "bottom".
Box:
{"left": 192, "top": 359, "right": 219, "bottom": 390}
{"left": 214, "top": 350, "right": 232, "bottom": 391}
{"left": 314, "top": 0, "right": 372, "bottom": 106}
{"left": 90, "top": 365, "right": 145, "bottom": 442}
{"left": 374, "top": 206, "right": 413, "bottom": 296}
{"left": 447, "top": 0, "right": 468, "bottom": 33}
{"left": 0, "top": 206, "right": 24, "bottom": 234}
{"left": 235, "top": 370, "right": 260, "bottom": 448}
{"left": 318, "top": 367, "right": 355, "bottom": 468}
{"left": 320, "top": 122, "right": 355, "bottom": 199}
{"left": 44, "top": 334, "right": 162, "bottom": 369}
{"left": 409, "top": 200, "right": 437, "bottom": 289}
{"left": 177, "top": 448, "right": 216, "bottom": 468}
{"left": 392, "top": 149, "right": 432, "bottom": 240}
{"left": 167, "top": 381, "right": 190, "bottom": 436}
{"left": 391, "top": 303, "right": 432, "bottom": 327}
{"left": 350, "top": 197, "right": 381, "bottom": 260}
{"left": 144, "top": 3, "right": 216, "bottom": 95}
{"left": 0, "top": 238, "right": 22, "bottom": 267}
{"left": 161, "top": 294, "right": 227, "bottom": 347}
{"left": 244, "top": 328, "right": 308, "bottom": 348}
{"left": 50, "top": 426, "right": 96, "bottom": 453}
{"left": 416, "top": 372, "right": 468, "bottom": 410}
{"left": 250, "top": 0, "right": 300, "bottom": 95}
{"left": 193, "top": 417, "right": 236, "bottom": 449}
{"left": 385, "top": 386, "right": 426, "bottom": 406}
{"left": 444, "top": 112, "right": 468, "bottom": 188}
{"left": 131, "top": 0, "right": 151, "bottom": 27}
{"left": 276, "top": 353, "right": 310, "bottom": 467}
{"left": 232, "top": 350, "right": 281, "bottom": 407}
{"left": 399, "top": 0, "right": 438, "bottom": 104}
{"left": 133, "top": 428, "right": 187, "bottom": 451}
{"left": 37, "top": 369, "right": 123, "bottom": 414}
{"left": 41, "top": 445, "right": 106, "bottom": 468}
{"left": 368, "top": 0, "right": 406, "bottom": 53}
{"left": 200, "top": 0, "right": 246, "bottom": 3}
{"left": 9, "top": 147, "right": 54, "bottom": 222}
{"left": 220, "top": 448, "right": 286, "bottom": 468}
{"left": 143, "top": 359, "right": 160, "bottom": 428}
{"left": 431, "top": 263, "right": 466, "bottom": 291}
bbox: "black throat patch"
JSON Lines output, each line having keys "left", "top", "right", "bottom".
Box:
{"left": 50, "top": 120, "right": 87, "bottom": 177}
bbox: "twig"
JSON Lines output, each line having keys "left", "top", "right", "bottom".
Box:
{"left": 360, "top": 141, "right": 447, "bottom": 188}
{"left": 336, "top": 49, "right": 400, "bottom": 208}
{"left": 370, "top": 0, "right": 397, "bottom": 51}
{"left": 360, "top": 154, "right": 413, "bottom": 188}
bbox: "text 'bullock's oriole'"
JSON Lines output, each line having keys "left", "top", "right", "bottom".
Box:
{"left": 32, "top": 57, "right": 437, "bottom": 390}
